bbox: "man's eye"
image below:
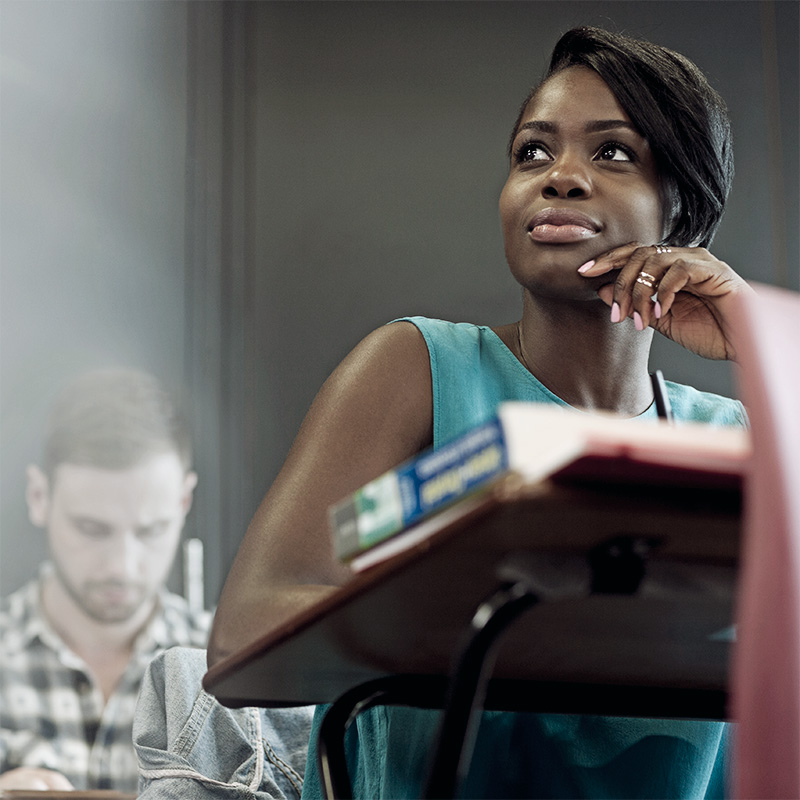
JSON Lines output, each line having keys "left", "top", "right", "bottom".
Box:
{"left": 73, "top": 520, "right": 111, "bottom": 539}
{"left": 138, "top": 523, "right": 169, "bottom": 539}
{"left": 515, "top": 142, "right": 552, "bottom": 163}
{"left": 595, "top": 142, "right": 634, "bottom": 162}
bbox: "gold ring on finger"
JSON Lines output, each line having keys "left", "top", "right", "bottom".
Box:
{"left": 636, "top": 272, "right": 658, "bottom": 290}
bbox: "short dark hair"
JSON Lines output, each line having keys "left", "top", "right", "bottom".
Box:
{"left": 508, "top": 26, "right": 734, "bottom": 247}
{"left": 42, "top": 369, "right": 193, "bottom": 480}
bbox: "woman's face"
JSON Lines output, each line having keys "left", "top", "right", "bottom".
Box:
{"left": 499, "top": 66, "right": 665, "bottom": 301}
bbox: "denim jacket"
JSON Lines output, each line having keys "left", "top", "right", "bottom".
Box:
{"left": 133, "top": 647, "right": 314, "bottom": 799}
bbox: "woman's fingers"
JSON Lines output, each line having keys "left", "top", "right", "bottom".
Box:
{"left": 580, "top": 242, "right": 667, "bottom": 327}
{"left": 625, "top": 246, "right": 671, "bottom": 330}
{"left": 579, "top": 242, "right": 753, "bottom": 359}
{"left": 579, "top": 243, "right": 713, "bottom": 327}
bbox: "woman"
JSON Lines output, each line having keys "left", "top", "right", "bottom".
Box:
{"left": 209, "top": 26, "right": 752, "bottom": 798}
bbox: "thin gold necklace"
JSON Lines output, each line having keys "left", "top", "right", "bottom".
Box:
{"left": 517, "top": 321, "right": 532, "bottom": 373}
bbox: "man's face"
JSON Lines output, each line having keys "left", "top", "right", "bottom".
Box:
{"left": 28, "top": 453, "right": 196, "bottom": 624}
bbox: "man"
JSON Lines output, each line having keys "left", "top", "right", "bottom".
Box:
{"left": 0, "top": 369, "right": 211, "bottom": 793}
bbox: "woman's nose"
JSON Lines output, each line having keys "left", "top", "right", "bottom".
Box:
{"left": 542, "top": 154, "right": 592, "bottom": 199}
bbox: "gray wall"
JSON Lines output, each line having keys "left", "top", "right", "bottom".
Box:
{"left": 0, "top": 1, "right": 191, "bottom": 595}
{"left": 1, "top": 1, "right": 797, "bottom": 603}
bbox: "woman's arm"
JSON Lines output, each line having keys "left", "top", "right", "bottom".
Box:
{"left": 207, "top": 321, "right": 433, "bottom": 667}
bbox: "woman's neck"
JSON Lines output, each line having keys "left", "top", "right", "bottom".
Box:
{"left": 510, "top": 292, "right": 656, "bottom": 416}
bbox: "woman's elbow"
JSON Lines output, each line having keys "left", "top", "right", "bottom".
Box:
{"left": 205, "top": 610, "right": 239, "bottom": 669}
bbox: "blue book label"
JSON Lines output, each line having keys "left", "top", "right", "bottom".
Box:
{"left": 332, "top": 418, "right": 509, "bottom": 560}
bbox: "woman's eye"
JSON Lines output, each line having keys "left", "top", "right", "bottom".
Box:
{"left": 595, "top": 142, "right": 633, "bottom": 162}
{"left": 515, "top": 142, "right": 552, "bottom": 163}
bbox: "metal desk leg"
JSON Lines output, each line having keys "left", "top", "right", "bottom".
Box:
{"left": 319, "top": 536, "right": 653, "bottom": 800}
{"left": 318, "top": 675, "right": 448, "bottom": 800}
{"left": 423, "top": 580, "right": 539, "bottom": 799}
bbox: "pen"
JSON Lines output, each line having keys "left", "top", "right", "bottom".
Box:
{"left": 650, "top": 369, "right": 674, "bottom": 424}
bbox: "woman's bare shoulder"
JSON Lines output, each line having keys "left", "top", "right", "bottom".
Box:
{"left": 319, "top": 321, "right": 432, "bottom": 417}
{"left": 289, "top": 321, "right": 434, "bottom": 478}
{"left": 208, "top": 321, "right": 435, "bottom": 664}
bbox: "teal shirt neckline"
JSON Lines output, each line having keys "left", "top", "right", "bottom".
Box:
{"left": 398, "top": 316, "right": 746, "bottom": 448}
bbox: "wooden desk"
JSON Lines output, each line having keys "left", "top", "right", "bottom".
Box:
{"left": 204, "top": 476, "right": 741, "bottom": 720}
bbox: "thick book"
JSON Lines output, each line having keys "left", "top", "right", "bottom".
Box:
{"left": 330, "top": 402, "right": 750, "bottom": 565}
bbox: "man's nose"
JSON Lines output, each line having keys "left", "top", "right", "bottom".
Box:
{"left": 105, "top": 530, "right": 141, "bottom": 579}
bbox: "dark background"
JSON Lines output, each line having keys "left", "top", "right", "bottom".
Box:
{"left": 1, "top": 1, "right": 798, "bottom": 604}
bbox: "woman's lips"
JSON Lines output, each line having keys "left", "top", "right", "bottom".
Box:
{"left": 529, "top": 224, "right": 598, "bottom": 243}
{"left": 527, "top": 208, "right": 600, "bottom": 244}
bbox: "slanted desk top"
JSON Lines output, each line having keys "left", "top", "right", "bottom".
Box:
{"left": 203, "top": 476, "right": 741, "bottom": 720}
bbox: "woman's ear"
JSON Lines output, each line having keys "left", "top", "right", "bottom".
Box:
{"left": 26, "top": 465, "right": 51, "bottom": 528}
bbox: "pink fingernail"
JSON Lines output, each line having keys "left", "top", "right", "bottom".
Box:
{"left": 654, "top": 300, "right": 662, "bottom": 319}
{"left": 577, "top": 260, "right": 595, "bottom": 273}
{"left": 610, "top": 302, "right": 621, "bottom": 323}
{"left": 634, "top": 311, "right": 644, "bottom": 331}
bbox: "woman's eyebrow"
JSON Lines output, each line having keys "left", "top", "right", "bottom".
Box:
{"left": 584, "top": 119, "right": 637, "bottom": 133}
{"left": 517, "top": 119, "right": 636, "bottom": 135}
{"left": 517, "top": 120, "right": 557, "bottom": 134}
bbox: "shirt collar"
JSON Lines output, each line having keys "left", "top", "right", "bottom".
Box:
{"left": 133, "top": 591, "right": 176, "bottom": 653}
{"left": 4, "top": 567, "right": 207, "bottom": 657}
{"left": 3, "top": 568, "right": 68, "bottom": 655}
{"left": 8, "top": 567, "right": 176, "bottom": 652}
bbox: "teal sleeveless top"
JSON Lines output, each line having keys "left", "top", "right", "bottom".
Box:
{"left": 301, "top": 317, "right": 746, "bottom": 799}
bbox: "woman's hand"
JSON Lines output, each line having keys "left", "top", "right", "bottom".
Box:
{"left": 578, "top": 242, "right": 755, "bottom": 360}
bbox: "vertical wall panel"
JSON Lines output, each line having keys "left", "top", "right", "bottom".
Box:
{"left": 0, "top": 1, "right": 190, "bottom": 595}
{"left": 183, "top": 2, "right": 254, "bottom": 603}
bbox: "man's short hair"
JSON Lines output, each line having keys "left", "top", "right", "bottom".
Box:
{"left": 42, "top": 368, "right": 193, "bottom": 480}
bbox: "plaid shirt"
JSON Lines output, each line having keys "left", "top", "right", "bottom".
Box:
{"left": 0, "top": 568, "right": 212, "bottom": 793}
